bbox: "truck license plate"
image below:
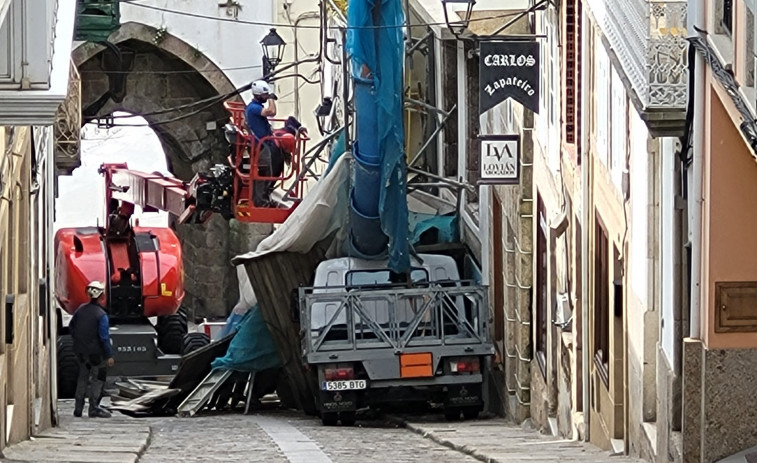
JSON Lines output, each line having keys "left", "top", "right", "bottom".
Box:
{"left": 322, "top": 380, "right": 367, "bottom": 391}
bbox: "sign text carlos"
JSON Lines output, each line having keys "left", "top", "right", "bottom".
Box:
{"left": 479, "top": 41, "right": 540, "bottom": 114}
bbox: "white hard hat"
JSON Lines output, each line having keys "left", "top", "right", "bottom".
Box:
{"left": 86, "top": 281, "right": 105, "bottom": 299}
{"left": 251, "top": 80, "right": 272, "bottom": 96}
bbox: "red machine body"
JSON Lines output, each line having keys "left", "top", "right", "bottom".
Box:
{"left": 54, "top": 225, "right": 184, "bottom": 318}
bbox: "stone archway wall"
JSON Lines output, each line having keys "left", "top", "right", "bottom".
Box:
{"left": 73, "top": 23, "right": 271, "bottom": 318}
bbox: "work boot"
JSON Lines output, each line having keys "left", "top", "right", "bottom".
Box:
{"left": 88, "top": 407, "right": 111, "bottom": 418}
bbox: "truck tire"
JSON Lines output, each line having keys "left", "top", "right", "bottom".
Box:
{"left": 444, "top": 406, "right": 461, "bottom": 421}
{"left": 183, "top": 332, "right": 210, "bottom": 355}
{"left": 158, "top": 309, "right": 188, "bottom": 355}
{"left": 340, "top": 411, "right": 356, "bottom": 426}
{"left": 462, "top": 406, "right": 480, "bottom": 420}
{"left": 321, "top": 412, "right": 338, "bottom": 426}
{"left": 57, "top": 335, "right": 79, "bottom": 399}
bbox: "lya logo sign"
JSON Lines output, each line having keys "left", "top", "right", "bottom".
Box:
{"left": 480, "top": 135, "right": 520, "bottom": 185}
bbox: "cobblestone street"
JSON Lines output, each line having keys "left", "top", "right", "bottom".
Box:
{"left": 0, "top": 400, "right": 644, "bottom": 463}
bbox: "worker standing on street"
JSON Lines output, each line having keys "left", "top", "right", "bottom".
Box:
{"left": 245, "top": 80, "right": 282, "bottom": 207}
{"left": 70, "top": 281, "right": 114, "bottom": 418}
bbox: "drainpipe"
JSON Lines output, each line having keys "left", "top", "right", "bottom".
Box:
{"left": 580, "top": 8, "right": 591, "bottom": 441}
{"left": 688, "top": 0, "right": 704, "bottom": 340}
{"left": 46, "top": 130, "right": 58, "bottom": 424}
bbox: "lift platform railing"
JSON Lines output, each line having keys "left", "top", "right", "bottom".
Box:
{"left": 223, "top": 101, "right": 310, "bottom": 223}
{"left": 299, "top": 282, "right": 489, "bottom": 354}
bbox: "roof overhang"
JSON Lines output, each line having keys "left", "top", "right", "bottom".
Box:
{"left": 0, "top": 0, "right": 75, "bottom": 126}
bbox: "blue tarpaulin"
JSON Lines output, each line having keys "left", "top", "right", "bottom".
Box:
{"left": 347, "top": 0, "right": 409, "bottom": 273}
{"left": 409, "top": 212, "right": 458, "bottom": 245}
{"left": 210, "top": 305, "right": 282, "bottom": 372}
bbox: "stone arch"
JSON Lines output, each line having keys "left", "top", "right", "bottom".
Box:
{"left": 73, "top": 21, "right": 236, "bottom": 96}
{"left": 72, "top": 23, "right": 269, "bottom": 318}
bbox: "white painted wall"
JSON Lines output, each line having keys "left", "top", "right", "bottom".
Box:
{"left": 120, "top": 0, "right": 274, "bottom": 99}
{"left": 629, "top": 108, "right": 648, "bottom": 309}
{"left": 660, "top": 137, "right": 676, "bottom": 364}
{"left": 272, "top": 0, "right": 322, "bottom": 141}
{"left": 535, "top": 7, "right": 560, "bottom": 173}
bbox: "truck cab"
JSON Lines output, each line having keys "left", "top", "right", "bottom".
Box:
{"left": 299, "top": 253, "right": 494, "bottom": 425}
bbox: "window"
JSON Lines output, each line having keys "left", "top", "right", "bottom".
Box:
{"left": 722, "top": 0, "right": 733, "bottom": 36}
{"left": 593, "top": 215, "right": 610, "bottom": 387}
{"left": 594, "top": 35, "right": 610, "bottom": 165}
{"left": 345, "top": 269, "right": 428, "bottom": 288}
{"left": 535, "top": 196, "right": 548, "bottom": 376}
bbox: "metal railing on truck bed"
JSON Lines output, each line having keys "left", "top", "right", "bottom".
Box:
{"left": 299, "top": 282, "right": 489, "bottom": 355}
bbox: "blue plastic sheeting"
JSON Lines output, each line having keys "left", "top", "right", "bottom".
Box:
{"left": 408, "top": 212, "right": 459, "bottom": 245}
{"left": 347, "top": 0, "right": 409, "bottom": 273}
{"left": 326, "top": 128, "right": 346, "bottom": 175}
{"left": 210, "top": 305, "right": 282, "bottom": 373}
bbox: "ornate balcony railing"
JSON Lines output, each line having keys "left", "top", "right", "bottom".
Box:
{"left": 54, "top": 60, "right": 81, "bottom": 175}
{"left": 588, "top": 0, "right": 688, "bottom": 110}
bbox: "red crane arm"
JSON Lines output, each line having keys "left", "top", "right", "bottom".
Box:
{"left": 99, "top": 163, "right": 203, "bottom": 225}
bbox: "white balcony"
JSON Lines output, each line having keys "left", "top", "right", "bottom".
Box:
{"left": 588, "top": 0, "right": 688, "bottom": 134}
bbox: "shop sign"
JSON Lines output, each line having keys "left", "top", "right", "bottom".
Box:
{"left": 479, "top": 135, "right": 520, "bottom": 185}
{"left": 479, "top": 40, "right": 540, "bottom": 114}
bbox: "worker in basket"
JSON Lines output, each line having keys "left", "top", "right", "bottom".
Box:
{"left": 244, "top": 80, "right": 306, "bottom": 207}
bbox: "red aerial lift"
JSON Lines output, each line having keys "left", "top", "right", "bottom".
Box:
{"left": 55, "top": 104, "right": 309, "bottom": 397}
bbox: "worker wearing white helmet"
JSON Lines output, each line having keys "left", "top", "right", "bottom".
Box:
{"left": 245, "top": 80, "right": 282, "bottom": 207}
{"left": 246, "top": 80, "right": 278, "bottom": 140}
{"left": 69, "top": 280, "right": 114, "bottom": 418}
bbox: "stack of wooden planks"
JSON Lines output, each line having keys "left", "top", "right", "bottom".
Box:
{"left": 107, "top": 334, "right": 235, "bottom": 416}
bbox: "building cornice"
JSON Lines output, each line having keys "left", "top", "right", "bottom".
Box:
{"left": 0, "top": 0, "right": 75, "bottom": 125}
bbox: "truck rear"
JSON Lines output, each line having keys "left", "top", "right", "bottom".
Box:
{"left": 299, "top": 253, "right": 493, "bottom": 425}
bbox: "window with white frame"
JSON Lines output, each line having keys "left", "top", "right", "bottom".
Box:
{"left": 594, "top": 36, "right": 610, "bottom": 166}
{"left": 610, "top": 67, "right": 627, "bottom": 192}
{"left": 547, "top": 8, "right": 559, "bottom": 171}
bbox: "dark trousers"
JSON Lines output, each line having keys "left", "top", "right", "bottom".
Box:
{"left": 253, "top": 142, "right": 285, "bottom": 207}
{"left": 74, "top": 354, "right": 106, "bottom": 413}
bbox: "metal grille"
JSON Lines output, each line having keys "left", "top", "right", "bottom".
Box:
{"left": 301, "top": 283, "right": 489, "bottom": 354}
{"left": 54, "top": 60, "right": 81, "bottom": 175}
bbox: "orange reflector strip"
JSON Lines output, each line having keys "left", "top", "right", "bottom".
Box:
{"left": 400, "top": 352, "right": 433, "bottom": 378}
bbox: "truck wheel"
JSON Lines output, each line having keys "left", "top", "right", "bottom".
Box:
{"left": 158, "top": 309, "right": 188, "bottom": 355}
{"left": 321, "top": 412, "right": 338, "bottom": 426}
{"left": 462, "top": 406, "right": 480, "bottom": 420}
{"left": 340, "top": 411, "right": 356, "bottom": 426}
{"left": 444, "top": 406, "right": 461, "bottom": 421}
{"left": 183, "top": 332, "right": 210, "bottom": 355}
{"left": 57, "top": 335, "right": 79, "bottom": 399}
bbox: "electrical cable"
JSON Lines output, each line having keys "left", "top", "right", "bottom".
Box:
{"left": 79, "top": 64, "right": 262, "bottom": 75}
{"left": 118, "top": 0, "right": 524, "bottom": 31}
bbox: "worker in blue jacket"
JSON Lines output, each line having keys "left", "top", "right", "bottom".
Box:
{"left": 245, "top": 80, "right": 282, "bottom": 207}
{"left": 69, "top": 281, "right": 114, "bottom": 418}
